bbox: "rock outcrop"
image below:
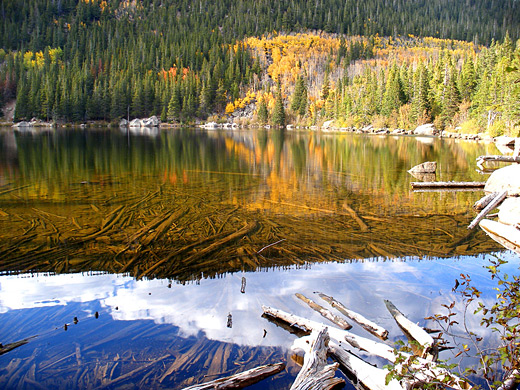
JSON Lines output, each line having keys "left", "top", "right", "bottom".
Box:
{"left": 484, "top": 164, "right": 520, "bottom": 196}
{"left": 413, "top": 124, "right": 437, "bottom": 136}
{"left": 122, "top": 116, "right": 159, "bottom": 128}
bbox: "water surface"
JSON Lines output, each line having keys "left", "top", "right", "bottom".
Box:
{"left": 0, "top": 127, "right": 515, "bottom": 389}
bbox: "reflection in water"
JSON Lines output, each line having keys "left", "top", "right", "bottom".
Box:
{"left": 0, "top": 253, "right": 517, "bottom": 389}
{"left": 0, "top": 128, "right": 503, "bottom": 281}
{"left": 0, "top": 127, "right": 514, "bottom": 388}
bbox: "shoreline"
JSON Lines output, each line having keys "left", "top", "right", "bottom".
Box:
{"left": 1, "top": 118, "right": 516, "bottom": 145}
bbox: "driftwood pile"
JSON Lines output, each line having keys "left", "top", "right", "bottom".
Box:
{"left": 187, "top": 292, "right": 468, "bottom": 389}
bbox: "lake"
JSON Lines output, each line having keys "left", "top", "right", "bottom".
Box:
{"left": 0, "top": 127, "right": 517, "bottom": 389}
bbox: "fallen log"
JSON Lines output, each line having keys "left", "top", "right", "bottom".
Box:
{"left": 183, "top": 362, "right": 286, "bottom": 390}
{"left": 473, "top": 192, "right": 499, "bottom": 211}
{"left": 262, "top": 305, "right": 395, "bottom": 361}
{"left": 384, "top": 300, "right": 437, "bottom": 361}
{"left": 479, "top": 219, "right": 520, "bottom": 255}
{"left": 315, "top": 292, "right": 388, "bottom": 340}
{"left": 476, "top": 155, "right": 520, "bottom": 164}
{"left": 0, "top": 336, "right": 36, "bottom": 356}
{"left": 342, "top": 201, "right": 369, "bottom": 231}
{"left": 329, "top": 341, "right": 409, "bottom": 390}
{"left": 497, "top": 369, "right": 520, "bottom": 390}
{"left": 411, "top": 181, "right": 486, "bottom": 189}
{"left": 295, "top": 293, "right": 352, "bottom": 330}
{"left": 290, "top": 328, "right": 344, "bottom": 390}
{"left": 262, "top": 306, "right": 468, "bottom": 389}
{"left": 467, "top": 190, "right": 508, "bottom": 230}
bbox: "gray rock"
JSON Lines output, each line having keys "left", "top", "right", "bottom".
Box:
{"left": 129, "top": 118, "right": 142, "bottom": 127}
{"left": 13, "top": 121, "right": 30, "bottom": 127}
{"left": 119, "top": 119, "right": 128, "bottom": 127}
{"left": 413, "top": 123, "right": 437, "bottom": 136}
{"left": 498, "top": 197, "right": 520, "bottom": 226}
{"left": 322, "top": 120, "right": 334, "bottom": 129}
{"left": 409, "top": 161, "right": 437, "bottom": 174}
{"left": 142, "top": 116, "right": 159, "bottom": 127}
{"left": 485, "top": 165, "right": 520, "bottom": 196}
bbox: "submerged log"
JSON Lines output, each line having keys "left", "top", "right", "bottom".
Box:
{"left": 0, "top": 336, "right": 36, "bottom": 356}
{"left": 384, "top": 300, "right": 437, "bottom": 361}
{"left": 295, "top": 293, "right": 352, "bottom": 330}
{"left": 468, "top": 190, "right": 508, "bottom": 230}
{"left": 290, "top": 328, "right": 344, "bottom": 390}
{"left": 315, "top": 292, "right": 388, "bottom": 340}
{"left": 411, "top": 181, "right": 486, "bottom": 189}
{"left": 183, "top": 362, "right": 286, "bottom": 390}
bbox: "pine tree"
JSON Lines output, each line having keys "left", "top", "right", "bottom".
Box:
{"left": 410, "top": 63, "right": 432, "bottom": 124}
{"left": 382, "top": 65, "right": 405, "bottom": 116}
{"left": 257, "top": 96, "right": 268, "bottom": 124}
{"left": 271, "top": 84, "right": 286, "bottom": 126}
{"left": 167, "top": 86, "right": 181, "bottom": 122}
{"left": 290, "top": 75, "right": 306, "bottom": 113}
{"left": 439, "top": 66, "right": 461, "bottom": 128}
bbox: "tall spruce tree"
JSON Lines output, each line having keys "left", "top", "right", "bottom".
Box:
{"left": 271, "top": 84, "right": 286, "bottom": 126}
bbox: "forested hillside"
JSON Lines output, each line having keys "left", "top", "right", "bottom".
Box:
{"left": 0, "top": 0, "right": 519, "bottom": 134}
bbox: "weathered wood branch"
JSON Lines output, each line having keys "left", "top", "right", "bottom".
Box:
{"left": 384, "top": 300, "right": 437, "bottom": 361}
{"left": 290, "top": 328, "right": 344, "bottom": 390}
{"left": 262, "top": 305, "right": 395, "bottom": 361}
{"left": 479, "top": 219, "right": 520, "bottom": 255}
{"left": 295, "top": 293, "right": 352, "bottom": 330}
{"left": 477, "top": 155, "right": 520, "bottom": 164}
{"left": 262, "top": 305, "right": 468, "bottom": 389}
{"left": 342, "top": 201, "right": 369, "bottom": 231}
{"left": 315, "top": 292, "right": 388, "bottom": 340}
{"left": 473, "top": 192, "right": 499, "bottom": 211}
{"left": 467, "top": 190, "right": 508, "bottom": 230}
{"left": 497, "top": 369, "right": 520, "bottom": 390}
{"left": 411, "top": 181, "right": 486, "bottom": 189}
{"left": 329, "top": 341, "right": 409, "bottom": 390}
{"left": 0, "top": 336, "right": 36, "bottom": 356}
{"left": 183, "top": 362, "right": 286, "bottom": 390}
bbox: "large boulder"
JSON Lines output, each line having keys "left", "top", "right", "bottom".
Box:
{"left": 413, "top": 124, "right": 437, "bottom": 136}
{"left": 484, "top": 164, "right": 520, "bottom": 196}
{"left": 495, "top": 136, "right": 516, "bottom": 155}
{"left": 498, "top": 197, "right": 520, "bottom": 226}
{"left": 129, "top": 118, "right": 142, "bottom": 128}
{"left": 408, "top": 161, "right": 437, "bottom": 174}
{"left": 322, "top": 120, "right": 334, "bottom": 130}
{"left": 142, "top": 116, "right": 159, "bottom": 127}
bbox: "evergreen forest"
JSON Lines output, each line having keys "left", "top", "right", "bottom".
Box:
{"left": 0, "top": 0, "right": 519, "bottom": 134}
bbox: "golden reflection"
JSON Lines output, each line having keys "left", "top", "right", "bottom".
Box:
{"left": 0, "top": 128, "right": 503, "bottom": 280}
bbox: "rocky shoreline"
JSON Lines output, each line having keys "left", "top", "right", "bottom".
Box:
{"left": 4, "top": 117, "right": 519, "bottom": 150}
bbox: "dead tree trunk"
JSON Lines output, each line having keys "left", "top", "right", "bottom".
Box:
{"left": 290, "top": 328, "right": 344, "bottom": 390}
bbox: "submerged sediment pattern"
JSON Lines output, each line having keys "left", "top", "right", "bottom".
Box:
{"left": 0, "top": 181, "right": 499, "bottom": 281}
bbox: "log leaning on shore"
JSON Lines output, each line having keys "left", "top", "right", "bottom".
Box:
{"left": 467, "top": 191, "right": 508, "bottom": 230}
{"left": 384, "top": 300, "right": 437, "bottom": 361}
{"left": 476, "top": 155, "right": 520, "bottom": 165}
